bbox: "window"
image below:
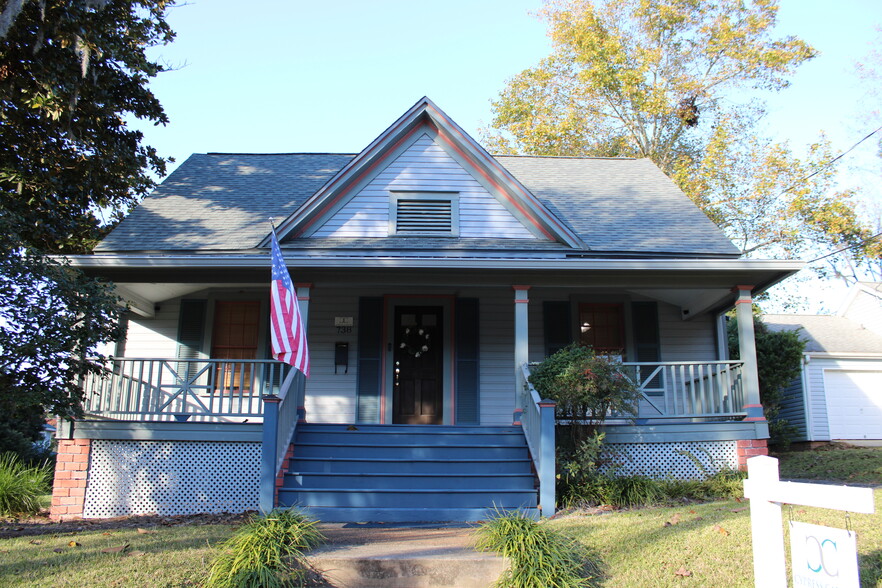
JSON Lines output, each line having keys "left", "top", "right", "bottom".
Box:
{"left": 390, "top": 192, "right": 459, "bottom": 236}
{"left": 578, "top": 303, "right": 624, "bottom": 354}
{"left": 211, "top": 300, "right": 261, "bottom": 390}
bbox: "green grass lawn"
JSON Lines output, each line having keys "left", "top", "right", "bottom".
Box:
{"left": 0, "top": 523, "right": 232, "bottom": 587}
{"left": 549, "top": 489, "right": 882, "bottom": 587}
{"left": 775, "top": 445, "right": 882, "bottom": 485}
{"left": 2, "top": 447, "right": 880, "bottom": 587}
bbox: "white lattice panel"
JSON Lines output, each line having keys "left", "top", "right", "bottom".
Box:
{"left": 601, "top": 441, "right": 738, "bottom": 479}
{"left": 83, "top": 440, "right": 260, "bottom": 518}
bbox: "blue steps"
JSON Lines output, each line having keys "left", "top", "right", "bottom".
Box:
{"left": 277, "top": 424, "right": 538, "bottom": 522}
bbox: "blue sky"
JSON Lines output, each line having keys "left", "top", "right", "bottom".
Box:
{"left": 133, "top": 0, "right": 882, "bottom": 310}
{"left": 138, "top": 0, "right": 881, "bottom": 170}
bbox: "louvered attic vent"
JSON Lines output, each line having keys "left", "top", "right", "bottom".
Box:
{"left": 392, "top": 193, "right": 459, "bottom": 236}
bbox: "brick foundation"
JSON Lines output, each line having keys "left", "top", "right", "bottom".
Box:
{"left": 50, "top": 439, "right": 91, "bottom": 521}
{"left": 736, "top": 438, "right": 768, "bottom": 470}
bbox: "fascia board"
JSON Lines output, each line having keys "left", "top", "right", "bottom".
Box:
{"left": 66, "top": 253, "right": 804, "bottom": 273}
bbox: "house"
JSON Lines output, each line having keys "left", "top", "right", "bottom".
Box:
{"left": 766, "top": 282, "right": 882, "bottom": 443}
{"left": 50, "top": 98, "right": 801, "bottom": 522}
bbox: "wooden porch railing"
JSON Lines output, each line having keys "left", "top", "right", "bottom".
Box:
{"left": 620, "top": 361, "right": 745, "bottom": 420}
{"left": 259, "top": 367, "right": 305, "bottom": 513}
{"left": 81, "top": 358, "right": 294, "bottom": 421}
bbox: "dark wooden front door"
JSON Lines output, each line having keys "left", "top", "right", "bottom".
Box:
{"left": 393, "top": 306, "right": 443, "bottom": 424}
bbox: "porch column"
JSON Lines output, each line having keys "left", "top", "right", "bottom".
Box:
{"left": 295, "top": 282, "right": 311, "bottom": 328}
{"left": 513, "top": 285, "right": 530, "bottom": 410}
{"left": 734, "top": 286, "right": 764, "bottom": 422}
{"left": 295, "top": 282, "right": 310, "bottom": 422}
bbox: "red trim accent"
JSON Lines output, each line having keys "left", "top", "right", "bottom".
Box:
{"left": 425, "top": 103, "right": 578, "bottom": 243}
{"left": 743, "top": 404, "right": 763, "bottom": 408}
{"left": 734, "top": 285, "right": 755, "bottom": 291}
{"left": 735, "top": 299, "right": 752, "bottom": 304}
{"left": 434, "top": 129, "right": 558, "bottom": 241}
{"left": 538, "top": 402, "right": 556, "bottom": 408}
{"left": 294, "top": 283, "right": 313, "bottom": 288}
{"left": 515, "top": 299, "right": 529, "bottom": 304}
{"left": 512, "top": 285, "right": 531, "bottom": 291}
{"left": 743, "top": 417, "right": 767, "bottom": 422}
{"left": 294, "top": 123, "right": 425, "bottom": 238}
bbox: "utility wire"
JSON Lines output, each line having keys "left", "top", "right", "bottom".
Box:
{"left": 806, "top": 231, "right": 882, "bottom": 264}
{"left": 780, "top": 124, "right": 882, "bottom": 194}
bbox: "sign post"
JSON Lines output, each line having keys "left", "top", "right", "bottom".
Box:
{"left": 743, "top": 455, "right": 875, "bottom": 588}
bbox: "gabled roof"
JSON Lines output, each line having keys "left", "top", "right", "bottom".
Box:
{"left": 764, "top": 314, "right": 882, "bottom": 355}
{"left": 96, "top": 98, "right": 740, "bottom": 257}
{"left": 264, "top": 97, "right": 584, "bottom": 249}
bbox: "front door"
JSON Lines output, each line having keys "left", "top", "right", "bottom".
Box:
{"left": 393, "top": 306, "right": 443, "bottom": 424}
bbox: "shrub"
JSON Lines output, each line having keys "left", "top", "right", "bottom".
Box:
{"left": 476, "top": 510, "right": 600, "bottom": 588}
{"left": 205, "top": 509, "right": 325, "bottom": 588}
{"left": 0, "top": 452, "right": 52, "bottom": 516}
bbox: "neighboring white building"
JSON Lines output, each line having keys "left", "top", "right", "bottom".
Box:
{"left": 766, "top": 282, "right": 882, "bottom": 442}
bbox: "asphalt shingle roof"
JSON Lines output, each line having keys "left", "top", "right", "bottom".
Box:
{"left": 97, "top": 152, "right": 740, "bottom": 257}
{"left": 764, "top": 314, "right": 882, "bottom": 354}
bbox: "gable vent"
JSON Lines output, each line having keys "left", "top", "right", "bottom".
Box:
{"left": 394, "top": 197, "right": 458, "bottom": 235}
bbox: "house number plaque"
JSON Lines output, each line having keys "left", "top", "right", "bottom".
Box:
{"left": 335, "top": 316, "right": 353, "bottom": 334}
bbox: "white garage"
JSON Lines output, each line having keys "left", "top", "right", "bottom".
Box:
{"left": 823, "top": 370, "right": 882, "bottom": 440}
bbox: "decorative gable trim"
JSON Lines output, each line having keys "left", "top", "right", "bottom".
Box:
{"left": 260, "top": 98, "right": 586, "bottom": 249}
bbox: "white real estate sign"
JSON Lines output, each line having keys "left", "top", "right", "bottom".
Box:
{"left": 743, "top": 456, "right": 874, "bottom": 588}
{"left": 789, "top": 521, "right": 859, "bottom": 587}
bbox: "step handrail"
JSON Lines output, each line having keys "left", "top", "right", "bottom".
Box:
{"left": 259, "top": 367, "right": 305, "bottom": 512}
{"left": 520, "top": 363, "right": 556, "bottom": 517}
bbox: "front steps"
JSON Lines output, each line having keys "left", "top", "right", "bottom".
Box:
{"left": 277, "top": 424, "right": 538, "bottom": 522}
{"left": 307, "top": 524, "right": 507, "bottom": 588}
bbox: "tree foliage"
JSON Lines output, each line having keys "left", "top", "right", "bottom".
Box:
{"left": 0, "top": 0, "right": 174, "bottom": 455}
{"left": 484, "top": 0, "right": 880, "bottom": 276}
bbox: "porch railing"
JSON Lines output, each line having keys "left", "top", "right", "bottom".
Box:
{"left": 81, "top": 358, "right": 293, "bottom": 421}
{"left": 520, "top": 364, "right": 556, "bottom": 518}
{"left": 620, "top": 361, "right": 745, "bottom": 420}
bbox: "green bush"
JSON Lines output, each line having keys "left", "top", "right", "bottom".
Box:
{"left": 0, "top": 452, "right": 52, "bottom": 516}
{"left": 205, "top": 509, "right": 325, "bottom": 588}
{"left": 476, "top": 510, "right": 600, "bottom": 588}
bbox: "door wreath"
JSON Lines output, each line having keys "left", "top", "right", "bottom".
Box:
{"left": 399, "top": 327, "right": 431, "bottom": 357}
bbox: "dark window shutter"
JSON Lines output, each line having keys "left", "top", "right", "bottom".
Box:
{"left": 176, "top": 299, "right": 207, "bottom": 380}
{"left": 543, "top": 301, "right": 572, "bottom": 357}
{"left": 632, "top": 301, "right": 662, "bottom": 393}
{"left": 455, "top": 298, "right": 480, "bottom": 425}
{"left": 357, "top": 297, "right": 383, "bottom": 423}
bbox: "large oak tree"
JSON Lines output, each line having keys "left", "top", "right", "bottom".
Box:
{"left": 0, "top": 0, "right": 174, "bottom": 456}
{"left": 484, "top": 0, "right": 880, "bottom": 276}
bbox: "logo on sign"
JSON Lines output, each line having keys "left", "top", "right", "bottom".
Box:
{"left": 789, "top": 521, "right": 860, "bottom": 587}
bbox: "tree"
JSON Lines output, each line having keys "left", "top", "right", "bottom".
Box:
{"left": 0, "top": 0, "right": 175, "bottom": 456}
{"left": 484, "top": 0, "right": 881, "bottom": 276}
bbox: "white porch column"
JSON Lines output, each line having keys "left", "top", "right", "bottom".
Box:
{"left": 513, "top": 285, "right": 530, "bottom": 416}
{"left": 295, "top": 282, "right": 311, "bottom": 328}
{"left": 734, "top": 285, "right": 764, "bottom": 422}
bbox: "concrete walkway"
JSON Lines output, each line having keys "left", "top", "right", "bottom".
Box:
{"left": 306, "top": 524, "right": 507, "bottom": 588}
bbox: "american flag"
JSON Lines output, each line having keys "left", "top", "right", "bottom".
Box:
{"left": 269, "top": 231, "right": 310, "bottom": 377}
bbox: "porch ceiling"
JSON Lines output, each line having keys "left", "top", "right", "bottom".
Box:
{"left": 85, "top": 254, "right": 803, "bottom": 319}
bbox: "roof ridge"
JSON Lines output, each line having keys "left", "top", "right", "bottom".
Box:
{"left": 492, "top": 154, "right": 638, "bottom": 161}
{"left": 205, "top": 152, "right": 358, "bottom": 156}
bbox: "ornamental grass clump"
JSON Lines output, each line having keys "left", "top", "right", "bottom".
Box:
{"left": 205, "top": 509, "right": 325, "bottom": 588}
{"left": 0, "top": 452, "right": 51, "bottom": 516}
{"left": 476, "top": 510, "right": 601, "bottom": 588}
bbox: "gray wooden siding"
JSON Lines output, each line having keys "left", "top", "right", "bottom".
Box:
{"left": 475, "top": 288, "right": 517, "bottom": 425}
{"left": 313, "top": 133, "right": 538, "bottom": 240}
{"left": 525, "top": 291, "right": 718, "bottom": 363}
{"left": 125, "top": 300, "right": 181, "bottom": 358}
{"left": 778, "top": 371, "right": 808, "bottom": 442}
{"left": 657, "top": 304, "right": 718, "bottom": 361}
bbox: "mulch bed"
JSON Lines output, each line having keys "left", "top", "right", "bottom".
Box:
{"left": 0, "top": 511, "right": 253, "bottom": 539}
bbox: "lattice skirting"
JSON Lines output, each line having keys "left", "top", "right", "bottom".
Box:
{"left": 601, "top": 440, "right": 738, "bottom": 479}
{"left": 83, "top": 440, "right": 260, "bottom": 518}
